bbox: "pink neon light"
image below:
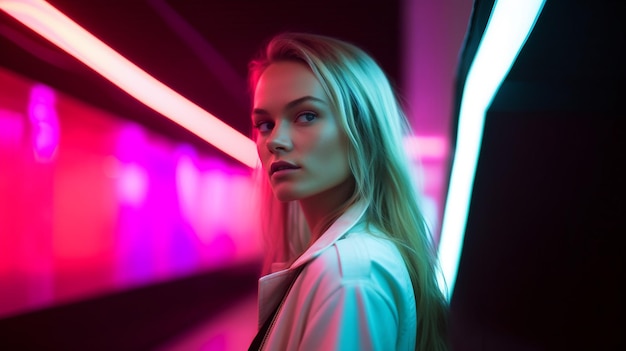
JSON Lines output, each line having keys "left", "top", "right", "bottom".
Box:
{"left": 116, "top": 162, "right": 149, "bottom": 207}
{"left": 28, "top": 84, "right": 59, "bottom": 162}
{"left": 175, "top": 149, "right": 258, "bottom": 247}
{"left": 0, "top": 0, "right": 259, "bottom": 168}
{"left": 403, "top": 135, "right": 448, "bottom": 160}
{"left": 0, "top": 66, "right": 264, "bottom": 319}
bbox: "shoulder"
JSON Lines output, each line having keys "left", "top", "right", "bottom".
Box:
{"left": 301, "top": 223, "right": 412, "bottom": 297}
{"left": 290, "top": 223, "right": 416, "bottom": 337}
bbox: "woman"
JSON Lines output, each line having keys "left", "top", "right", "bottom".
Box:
{"left": 248, "top": 32, "right": 448, "bottom": 350}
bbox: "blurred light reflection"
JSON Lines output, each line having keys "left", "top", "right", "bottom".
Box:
{"left": 28, "top": 84, "right": 59, "bottom": 162}
{"left": 0, "top": 66, "right": 261, "bottom": 318}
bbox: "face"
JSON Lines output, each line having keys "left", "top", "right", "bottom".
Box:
{"left": 252, "top": 61, "right": 352, "bottom": 203}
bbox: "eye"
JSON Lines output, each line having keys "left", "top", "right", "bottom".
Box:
{"left": 253, "top": 120, "right": 274, "bottom": 133}
{"left": 295, "top": 112, "right": 317, "bottom": 124}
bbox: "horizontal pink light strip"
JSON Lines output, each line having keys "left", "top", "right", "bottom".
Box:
{"left": 0, "top": 0, "right": 259, "bottom": 168}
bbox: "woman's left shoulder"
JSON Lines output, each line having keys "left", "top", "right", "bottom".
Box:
{"left": 308, "top": 223, "right": 408, "bottom": 285}
{"left": 297, "top": 224, "right": 414, "bottom": 310}
{"left": 336, "top": 227, "right": 406, "bottom": 276}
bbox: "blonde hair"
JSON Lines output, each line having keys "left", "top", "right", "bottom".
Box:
{"left": 249, "top": 32, "right": 448, "bottom": 351}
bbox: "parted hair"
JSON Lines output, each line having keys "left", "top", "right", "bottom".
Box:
{"left": 249, "top": 32, "right": 448, "bottom": 351}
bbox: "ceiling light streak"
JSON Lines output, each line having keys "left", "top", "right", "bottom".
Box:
{"left": 0, "top": 0, "right": 259, "bottom": 168}
{"left": 437, "top": 0, "right": 546, "bottom": 300}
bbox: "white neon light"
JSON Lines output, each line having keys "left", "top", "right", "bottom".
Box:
{"left": 437, "top": 0, "right": 546, "bottom": 300}
{"left": 0, "top": 0, "right": 259, "bottom": 168}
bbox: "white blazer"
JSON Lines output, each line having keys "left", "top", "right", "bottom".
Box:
{"left": 257, "top": 201, "right": 417, "bottom": 350}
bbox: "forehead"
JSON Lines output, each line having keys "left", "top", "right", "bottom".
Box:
{"left": 253, "top": 61, "right": 327, "bottom": 108}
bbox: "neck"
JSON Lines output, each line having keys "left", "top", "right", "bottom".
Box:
{"left": 299, "top": 177, "right": 356, "bottom": 243}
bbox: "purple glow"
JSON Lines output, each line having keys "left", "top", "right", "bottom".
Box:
{"left": 116, "top": 162, "right": 149, "bottom": 207}
{"left": 175, "top": 146, "right": 200, "bottom": 230}
{"left": 0, "top": 65, "right": 263, "bottom": 319}
{"left": 115, "top": 123, "right": 148, "bottom": 162}
{"left": 200, "top": 170, "right": 229, "bottom": 237}
{"left": 113, "top": 124, "right": 150, "bottom": 207}
{"left": 175, "top": 149, "right": 260, "bottom": 264}
{"left": 28, "top": 84, "right": 60, "bottom": 162}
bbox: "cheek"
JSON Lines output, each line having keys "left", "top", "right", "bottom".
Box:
{"left": 309, "top": 129, "right": 349, "bottom": 165}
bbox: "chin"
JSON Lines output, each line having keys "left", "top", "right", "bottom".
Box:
{"left": 273, "top": 190, "right": 300, "bottom": 202}
{"left": 271, "top": 184, "right": 307, "bottom": 202}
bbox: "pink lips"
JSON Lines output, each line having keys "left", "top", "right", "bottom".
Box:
{"left": 270, "top": 161, "right": 300, "bottom": 176}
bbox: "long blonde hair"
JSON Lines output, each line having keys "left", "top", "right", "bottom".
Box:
{"left": 249, "top": 32, "right": 448, "bottom": 351}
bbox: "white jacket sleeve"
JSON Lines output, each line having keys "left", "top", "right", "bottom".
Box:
{"left": 298, "top": 281, "right": 398, "bottom": 351}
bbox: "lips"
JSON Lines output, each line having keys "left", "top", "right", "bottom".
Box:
{"left": 270, "top": 161, "right": 300, "bottom": 176}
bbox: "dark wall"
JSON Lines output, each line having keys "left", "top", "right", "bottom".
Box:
{"left": 450, "top": 1, "right": 623, "bottom": 349}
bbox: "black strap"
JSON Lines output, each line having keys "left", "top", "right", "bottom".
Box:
{"left": 248, "top": 265, "right": 305, "bottom": 351}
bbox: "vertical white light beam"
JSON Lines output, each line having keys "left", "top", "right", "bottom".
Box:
{"left": 437, "top": 0, "right": 546, "bottom": 300}
{"left": 0, "top": 0, "right": 259, "bottom": 168}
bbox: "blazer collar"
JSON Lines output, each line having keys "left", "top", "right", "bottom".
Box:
{"left": 257, "top": 200, "right": 367, "bottom": 326}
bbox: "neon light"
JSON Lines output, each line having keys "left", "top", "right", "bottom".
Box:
{"left": 437, "top": 0, "right": 546, "bottom": 300}
{"left": 0, "top": 0, "right": 259, "bottom": 168}
{"left": 403, "top": 135, "right": 448, "bottom": 161}
{"left": 28, "top": 84, "right": 59, "bottom": 162}
{"left": 117, "top": 162, "right": 149, "bottom": 208}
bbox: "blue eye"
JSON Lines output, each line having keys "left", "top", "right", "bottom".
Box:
{"left": 295, "top": 112, "right": 317, "bottom": 124}
{"left": 254, "top": 121, "right": 274, "bottom": 133}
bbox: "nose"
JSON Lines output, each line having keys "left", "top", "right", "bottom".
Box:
{"left": 266, "top": 123, "right": 293, "bottom": 154}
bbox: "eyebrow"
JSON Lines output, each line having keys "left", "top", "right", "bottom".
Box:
{"left": 252, "top": 96, "right": 326, "bottom": 116}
